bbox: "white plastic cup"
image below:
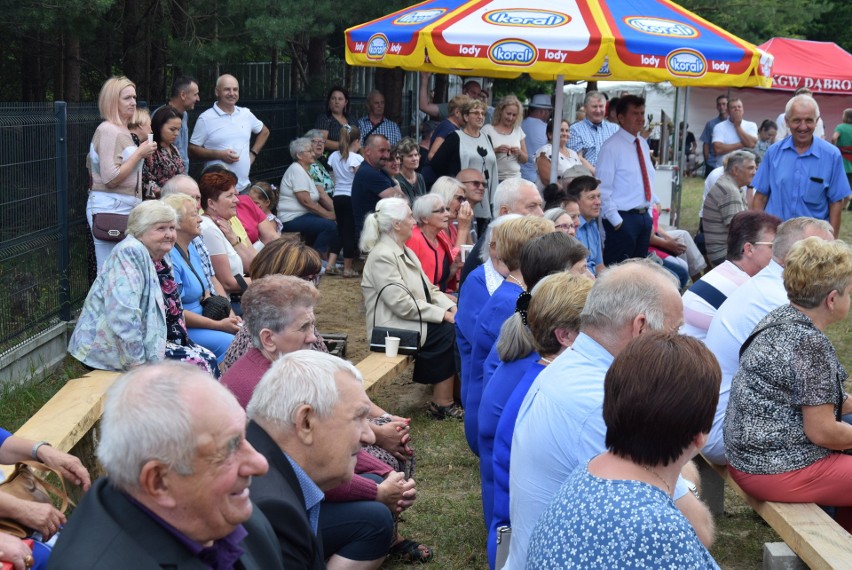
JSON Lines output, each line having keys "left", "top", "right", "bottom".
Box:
{"left": 460, "top": 244, "right": 473, "bottom": 262}
{"left": 385, "top": 336, "right": 400, "bottom": 358}
{"left": 147, "top": 133, "right": 154, "bottom": 144}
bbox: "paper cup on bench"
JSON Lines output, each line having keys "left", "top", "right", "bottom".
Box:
{"left": 385, "top": 336, "right": 401, "bottom": 358}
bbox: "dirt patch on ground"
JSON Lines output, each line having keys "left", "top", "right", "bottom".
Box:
{"left": 315, "top": 271, "right": 430, "bottom": 414}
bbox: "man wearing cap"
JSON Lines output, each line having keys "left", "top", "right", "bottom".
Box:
{"left": 597, "top": 95, "right": 655, "bottom": 265}
{"left": 520, "top": 94, "right": 553, "bottom": 183}
{"left": 568, "top": 91, "right": 619, "bottom": 167}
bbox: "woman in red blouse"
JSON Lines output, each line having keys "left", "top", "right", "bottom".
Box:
{"left": 406, "top": 193, "right": 461, "bottom": 293}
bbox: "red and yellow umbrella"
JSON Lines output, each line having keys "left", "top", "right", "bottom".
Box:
{"left": 346, "top": 0, "right": 773, "bottom": 87}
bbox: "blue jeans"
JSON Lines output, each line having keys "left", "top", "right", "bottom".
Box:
{"left": 280, "top": 213, "right": 337, "bottom": 254}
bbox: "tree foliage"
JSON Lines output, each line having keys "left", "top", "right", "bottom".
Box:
{"left": 0, "top": 0, "right": 847, "bottom": 103}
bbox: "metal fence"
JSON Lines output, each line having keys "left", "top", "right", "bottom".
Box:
{"left": 0, "top": 91, "right": 415, "bottom": 356}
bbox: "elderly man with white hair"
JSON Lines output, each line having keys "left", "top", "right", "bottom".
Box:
{"left": 247, "top": 351, "right": 390, "bottom": 570}
{"left": 48, "top": 363, "right": 282, "bottom": 568}
{"left": 458, "top": 177, "right": 544, "bottom": 286}
{"left": 752, "top": 94, "right": 851, "bottom": 237}
{"left": 506, "top": 260, "right": 714, "bottom": 568}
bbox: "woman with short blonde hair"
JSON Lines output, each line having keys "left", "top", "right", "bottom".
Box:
{"left": 483, "top": 94, "right": 528, "bottom": 181}
{"left": 87, "top": 76, "right": 157, "bottom": 271}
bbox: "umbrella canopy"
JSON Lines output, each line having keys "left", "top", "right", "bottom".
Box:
{"left": 346, "top": 0, "right": 773, "bottom": 87}
{"left": 757, "top": 38, "right": 852, "bottom": 95}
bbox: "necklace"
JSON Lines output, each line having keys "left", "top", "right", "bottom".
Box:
{"left": 507, "top": 274, "right": 525, "bottom": 289}
{"left": 540, "top": 356, "right": 553, "bottom": 365}
{"left": 642, "top": 465, "right": 672, "bottom": 495}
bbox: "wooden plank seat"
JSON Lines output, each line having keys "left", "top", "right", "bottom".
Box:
{"left": 354, "top": 352, "right": 414, "bottom": 394}
{"left": 701, "top": 456, "right": 852, "bottom": 569}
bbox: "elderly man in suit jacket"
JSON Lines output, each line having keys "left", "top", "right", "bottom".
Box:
{"left": 48, "top": 363, "right": 282, "bottom": 569}
{"left": 246, "top": 351, "right": 390, "bottom": 570}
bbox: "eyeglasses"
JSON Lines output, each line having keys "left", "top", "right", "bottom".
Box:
{"left": 460, "top": 180, "right": 485, "bottom": 187}
{"left": 311, "top": 139, "right": 324, "bottom": 144}
{"left": 454, "top": 195, "right": 468, "bottom": 203}
{"left": 432, "top": 207, "right": 450, "bottom": 213}
{"left": 555, "top": 224, "right": 573, "bottom": 231}
{"left": 752, "top": 242, "right": 773, "bottom": 246}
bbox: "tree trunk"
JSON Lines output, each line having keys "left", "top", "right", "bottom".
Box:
{"left": 433, "top": 74, "right": 448, "bottom": 104}
{"left": 306, "top": 36, "right": 327, "bottom": 98}
{"left": 270, "top": 48, "right": 279, "bottom": 99}
{"left": 375, "top": 68, "right": 405, "bottom": 125}
{"left": 64, "top": 34, "right": 81, "bottom": 102}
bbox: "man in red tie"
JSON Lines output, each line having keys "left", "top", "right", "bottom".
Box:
{"left": 596, "top": 95, "right": 655, "bottom": 266}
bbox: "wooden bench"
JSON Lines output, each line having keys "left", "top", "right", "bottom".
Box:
{"left": 354, "top": 352, "right": 414, "bottom": 394}
{"left": 699, "top": 456, "right": 852, "bottom": 569}
{"left": 3, "top": 352, "right": 414, "bottom": 474}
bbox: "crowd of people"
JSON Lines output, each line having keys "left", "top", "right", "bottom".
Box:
{"left": 3, "top": 71, "right": 852, "bottom": 569}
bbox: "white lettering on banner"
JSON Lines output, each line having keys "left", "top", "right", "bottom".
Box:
{"left": 459, "top": 45, "right": 482, "bottom": 58}
{"left": 488, "top": 40, "right": 537, "bottom": 65}
{"left": 641, "top": 54, "right": 660, "bottom": 67}
{"left": 389, "top": 44, "right": 402, "bottom": 54}
{"left": 543, "top": 49, "right": 568, "bottom": 63}
{"left": 355, "top": 42, "right": 365, "bottom": 52}
{"left": 394, "top": 9, "right": 446, "bottom": 25}
{"left": 710, "top": 61, "right": 730, "bottom": 73}
{"left": 774, "top": 75, "right": 801, "bottom": 88}
{"left": 485, "top": 11, "right": 568, "bottom": 27}
{"left": 625, "top": 17, "right": 699, "bottom": 38}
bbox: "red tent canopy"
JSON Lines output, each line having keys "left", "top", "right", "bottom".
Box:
{"left": 758, "top": 38, "right": 852, "bottom": 94}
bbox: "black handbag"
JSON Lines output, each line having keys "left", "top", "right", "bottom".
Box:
{"left": 369, "top": 282, "right": 423, "bottom": 356}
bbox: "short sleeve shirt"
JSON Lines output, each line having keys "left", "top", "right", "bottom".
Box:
{"left": 189, "top": 103, "right": 264, "bottom": 190}
{"left": 278, "top": 163, "right": 320, "bottom": 223}
{"left": 199, "top": 216, "right": 244, "bottom": 276}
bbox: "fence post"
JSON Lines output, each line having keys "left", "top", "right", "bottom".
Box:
{"left": 55, "top": 101, "right": 71, "bottom": 322}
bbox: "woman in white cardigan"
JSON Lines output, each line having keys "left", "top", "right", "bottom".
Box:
{"left": 360, "top": 198, "right": 461, "bottom": 419}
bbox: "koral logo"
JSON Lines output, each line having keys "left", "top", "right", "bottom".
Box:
{"left": 625, "top": 17, "right": 699, "bottom": 38}
{"left": 394, "top": 9, "right": 446, "bottom": 25}
{"left": 593, "top": 56, "right": 612, "bottom": 77}
{"left": 366, "top": 34, "right": 389, "bottom": 60}
{"left": 665, "top": 48, "right": 706, "bottom": 78}
{"left": 483, "top": 9, "right": 570, "bottom": 28}
{"left": 487, "top": 39, "right": 537, "bottom": 66}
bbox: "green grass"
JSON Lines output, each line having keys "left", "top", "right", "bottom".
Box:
{"left": 4, "top": 179, "right": 852, "bottom": 569}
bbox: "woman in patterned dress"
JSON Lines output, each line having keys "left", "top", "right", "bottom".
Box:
{"left": 143, "top": 106, "right": 185, "bottom": 199}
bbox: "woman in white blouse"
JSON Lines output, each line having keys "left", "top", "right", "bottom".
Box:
{"left": 535, "top": 118, "right": 594, "bottom": 191}
{"left": 482, "top": 95, "right": 527, "bottom": 182}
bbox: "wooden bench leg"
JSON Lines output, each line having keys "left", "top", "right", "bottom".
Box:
{"left": 696, "top": 458, "right": 725, "bottom": 517}
{"left": 763, "top": 543, "right": 807, "bottom": 570}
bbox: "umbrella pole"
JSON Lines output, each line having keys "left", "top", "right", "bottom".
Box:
{"left": 415, "top": 72, "right": 420, "bottom": 142}
{"left": 674, "top": 87, "right": 691, "bottom": 227}
{"left": 549, "top": 75, "right": 565, "bottom": 185}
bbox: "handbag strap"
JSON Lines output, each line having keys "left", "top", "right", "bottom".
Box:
{"left": 174, "top": 243, "right": 210, "bottom": 298}
{"left": 371, "top": 282, "right": 423, "bottom": 341}
{"left": 739, "top": 317, "right": 843, "bottom": 422}
{"left": 10, "top": 461, "right": 72, "bottom": 513}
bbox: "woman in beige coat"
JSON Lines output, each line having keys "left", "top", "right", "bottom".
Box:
{"left": 361, "top": 197, "right": 461, "bottom": 419}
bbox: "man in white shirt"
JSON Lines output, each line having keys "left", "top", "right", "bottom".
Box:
{"left": 702, "top": 217, "right": 835, "bottom": 464}
{"left": 519, "top": 95, "right": 552, "bottom": 183}
{"left": 597, "top": 95, "right": 654, "bottom": 265}
{"left": 711, "top": 97, "right": 757, "bottom": 164}
{"left": 189, "top": 74, "right": 270, "bottom": 191}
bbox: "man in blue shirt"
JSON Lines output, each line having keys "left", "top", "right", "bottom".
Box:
{"left": 700, "top": 95, "right": 728, "bottom": 177}
{"left": 753, "top": 95, "right": 851, "bottom": 237}
{"left": 351, "top": 134, "right": 405, "bottom": 234}
{"left": 568, "top": 175, "right": 605, "bottom": 275}
{"left": 567, "top": 91, "right": 619, "bottom": 167}
{"left": 505, "top": 261, "right": 714, "bottom": 568}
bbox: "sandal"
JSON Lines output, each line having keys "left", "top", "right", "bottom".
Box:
{"left": 342, "top": 269, "right": 360, "bottom": 278}
{"left": 427, "top": 401, "right": 464, "bottom": 420}
{"left": 389, "top": 538, "right": 433, "bottom": 563}
{"left": 325, "top": 266, "right": 342, "bottom": 276}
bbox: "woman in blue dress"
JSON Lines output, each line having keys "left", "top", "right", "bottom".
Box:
{"left": 164, "top": 193, "right": 239, "bottom": 363}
